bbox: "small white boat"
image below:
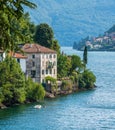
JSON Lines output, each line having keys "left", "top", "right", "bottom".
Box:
{"left": 34, "top": 105, "right": 42, "bottom": 109}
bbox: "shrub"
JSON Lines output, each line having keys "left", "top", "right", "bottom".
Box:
{"left": 61, "top": 80, "right": 72, "bottom": 91}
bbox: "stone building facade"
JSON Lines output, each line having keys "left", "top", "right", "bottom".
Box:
{"left": 22, "top": 43, "right": 57, "bottom": 83}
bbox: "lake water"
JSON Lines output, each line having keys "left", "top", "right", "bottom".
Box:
{"left": 0, "top": 47, "right": 115, "bottom": 130}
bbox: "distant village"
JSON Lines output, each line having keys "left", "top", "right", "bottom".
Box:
{"left": 85, "top": 32, "right": 115, "bottom": 50}
{"left": 73, "top": 25, "right": 115, "bottom": 51}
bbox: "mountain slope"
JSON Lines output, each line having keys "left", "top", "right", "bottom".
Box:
{"left": 25, "top": 0, "right": 115, "bottom": 46}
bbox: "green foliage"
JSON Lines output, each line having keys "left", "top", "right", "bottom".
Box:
{"left": 78, "top": 70, "right": 96, "bottom": 89}
{"left": 0, "top": 56, "right": 45, "bottom": 106}
{"left": 34, "top": 23, "right": 54, "bottom": 48}
{"left": 45, "top": 76, "right": 57, "bottom": 92}
{"left": 0, "top": 0, "right": 36, "bottom": 51}
{"left": 11, "top": 13, "right": 36, "bottom": 46}
{"left": 0, "top": 56, "right": 26, "bottom": 104}
{"left": 70, "top": 55, "right": 83, "bottom": 73}
{"left": 82, "top": 69, "right": 96, "bottom": 89}
{"left": 25, "top": 78, "right": 45, "bottom": 101}
{"left": 51, "top": 40, "right": 60, "bottom": 56}
{"left": 45, "top": 76, "right": 57, "bottom": 83}
{"left": 57, "top": 54, "right": 71, "bottom": 78}
{"left": 32, "top": 84, "right": 45, "bottom": 101}
{"left": 61, "top": 80, "right": 72, "bottom": 91}
{"left": 69, "top": 76, "right": 75, "bottom": 83}
{"left": 78, "top": 75, "right": 86, "bottom": 89}
{"left": 71, "top": 71, "right": 78, "bottom": 83}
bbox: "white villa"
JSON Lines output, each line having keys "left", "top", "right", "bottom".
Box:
{"left": 22, "top": 43, "right": 57, "bottom": 83}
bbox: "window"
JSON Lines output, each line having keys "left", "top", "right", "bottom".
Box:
{"left": 54, "top": 54, "right": 56, "bottom": 58}
{"left": 42, "top": 70, "right": 44, "bottom": 75}
{"left": 32, "top": 55, "right": 35, "bottom": 58}
{"left": 46, "top": 69, "right": 48, "bottom": 74}
{"left": 49, "top": 54, "right": 52, "bottom": 58}
{"left": 17, "top": 59, "right": 20, "bottom": 63}
{"left": 32, "top": 62, "right": 34, "bottom": 67}
{"left": 31, "top": 70, "right": 36, "bottom": 78}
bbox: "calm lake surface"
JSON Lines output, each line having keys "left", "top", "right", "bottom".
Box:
{"left": 0, "top": 47, "right": 115, "bottom": 130}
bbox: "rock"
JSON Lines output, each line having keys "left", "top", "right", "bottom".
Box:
{"left": 0, "top": 103, "right": 7, "bottom": 109}
{"left": 45, "top": 92, "right": 55, "bottom": 98}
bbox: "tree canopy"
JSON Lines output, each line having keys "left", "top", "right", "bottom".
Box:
{"left": 57, "top": 54, "right": 71, "bottom": 78}
{"left": 70, "top": 55, "right": 83, "bottom": 73}
{"left": 0, "top": 0, "right": 36, "bottom": 51}
{"left": 0, "top": 56, "right": 45, "bottom": 106}
{"left": 34, "top": 23, "right": 54, "bottom": 48}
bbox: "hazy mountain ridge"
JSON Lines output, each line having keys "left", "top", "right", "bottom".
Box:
{"left": 25, "top": 0, "right": 115, "bottom": 46}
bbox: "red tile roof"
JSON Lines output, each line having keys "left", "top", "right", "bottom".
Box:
{"left": 13, "top": 53, "right": 27, "bottom": 59}
{"left": 22, "top": 43, "right": 56, "bottom": 53}
{"left": 9, "top": 52, "right": 27, "bottom": 59}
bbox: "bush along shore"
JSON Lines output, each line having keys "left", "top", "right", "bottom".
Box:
{"left": 44, "top": 70, "right": 96, "bottom": 99}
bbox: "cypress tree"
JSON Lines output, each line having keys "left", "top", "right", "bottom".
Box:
{"left": 83, "top": 46, "right": 88, "bottom": 65}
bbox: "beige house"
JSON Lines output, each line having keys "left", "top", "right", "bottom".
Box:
{"left": 0, "top": 50, "right": 27, "bottom": 73}
{"left": 22, "top": 43, "right": 57, "bottom": 83}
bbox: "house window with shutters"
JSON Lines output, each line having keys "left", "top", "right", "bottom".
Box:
{"left": 32, "top": 55, "right": 35, "bottom": 58}
{"left": 46, "top": 69, "right": 48, "bottom": 74}
{"left": 31, "top": 70, "right": 36, "bottom": 78}
{"left": 42, "top": 70, "right": 44, "bottom": 75}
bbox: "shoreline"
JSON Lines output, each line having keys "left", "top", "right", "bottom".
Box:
{"left": 0, "top": 85, "right": 97, "bottom": 109}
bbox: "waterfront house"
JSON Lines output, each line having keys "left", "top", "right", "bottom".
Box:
{"left": 22, "top": 43, "right": 57, "bottom": 83}
{"left": 9, "top": 52, "right": 27, "bottom": 73}
{"left": 0, "top": 50, "right": 27, "bottom": 73}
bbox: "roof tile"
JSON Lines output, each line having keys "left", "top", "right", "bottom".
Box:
{"left": 22, "top": 43, "right": 56, "bottom": 53}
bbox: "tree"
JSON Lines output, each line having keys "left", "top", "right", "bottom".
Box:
{"left": 83, "top": 46, "right": 88, "bottom": 66}
{"left": 0, "top": 57, "right": 45, "bottom": 105}
{"left": 0, "top": 56, "right": 26, "bottom": 105}
{"left": 25, "top": 78, "right": 45, "bottom": 101}
{"left": 70, "top": 55, "right": 83, "bottom": 73}
{"left": 0, "top": 0, "right": 36, "bottom": 51}
{"left": 34, "top": 23, "right": 54, "bottom": 48}
{"left": 51, "top": 40, "right": 60, "bottom": 56}
{"left": 78, "top": 69, "right": 96, "bottom": 89}
{"left": 57, "top": 54, "right": 71, "bottom": 78}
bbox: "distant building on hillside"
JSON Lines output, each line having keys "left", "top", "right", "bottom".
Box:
{"left": 22, "top": 43, "right": 57, "bottom": 83}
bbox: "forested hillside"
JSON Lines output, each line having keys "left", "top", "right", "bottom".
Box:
{"left": 25, "top": 0, "right": 115, "bottom": 46}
